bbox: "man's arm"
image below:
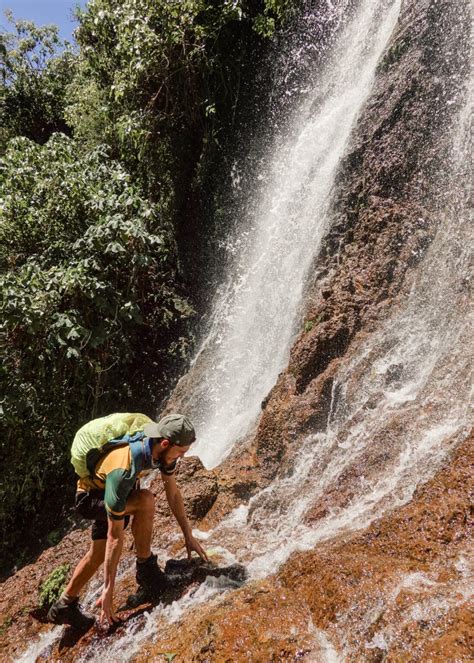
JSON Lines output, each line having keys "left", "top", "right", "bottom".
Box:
{"left": 161, "top": 473, "right": 209, "bottom": 561}
{"left": 97, "top": 517, "right": 124, "bottom": 626}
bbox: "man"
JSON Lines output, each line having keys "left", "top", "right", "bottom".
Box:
{"left": 47, "top": 412, "right": 208, "bottom": 628}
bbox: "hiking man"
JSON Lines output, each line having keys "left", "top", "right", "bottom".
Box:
{"left": 48, "top": 412, "right": 208, "bottom": 628}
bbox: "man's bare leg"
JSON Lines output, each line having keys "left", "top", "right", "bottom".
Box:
{"left": 64, "top": 538, "right": 107, "bottom": 597}
{"left": 61, "top": 489, "right": 154, "bottom": 599}
{"left": 47, "top": 538, "right": 107, "bottom": 625}
{"left": 126, "top": 489, "right": 155, "bottom": 559}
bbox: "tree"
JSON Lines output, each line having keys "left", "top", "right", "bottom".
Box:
{"left": 0, "top": 10, "right": 77, "bottom": 151}
{"left": 0, "top": 134, "right": 193, "bottom": 569}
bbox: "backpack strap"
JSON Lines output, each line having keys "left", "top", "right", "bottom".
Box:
{"left": 85, "top": 431, "right": 146, "bottom": 478}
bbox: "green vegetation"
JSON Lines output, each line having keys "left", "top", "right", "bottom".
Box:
{"left": 38, "top": 564, "right": 70, "bottom": 608}
{"left": 0, "top": 616, "right": 13, "bottom": 637}
{"left": 46, "top": 530, "right": 62, "bottom": 547}
{"left": 0, "top": 11, "right": 76, "bottom": 151}
{"left": 377, "top": 35, "right": 411, "bottom": 73}
{"left": 0, "top": 1, "right": 292, "bottom": 571}
{"left": 0, "top": 134, "right": 193, "bottom": 566}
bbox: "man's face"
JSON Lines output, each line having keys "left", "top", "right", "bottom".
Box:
{"left": 159, "top": 440, "right": 191, "bottom": 466}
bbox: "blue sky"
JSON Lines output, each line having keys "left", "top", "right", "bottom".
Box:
{"left": 1, "top": 0, "right": 86, "bottom": 41}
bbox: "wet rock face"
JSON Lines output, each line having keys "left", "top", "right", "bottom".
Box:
{"left": 136, "top": 580, "right": 323, "bottom": 662}
{"left": 136, "top": 434, "right": 473, "bottom": 662}
{"left": 173, "top": 456, "right": 219, "bottom": 520}
{"left": 2, "top": 432, "right": 468, "bottom": 662}
{"left": 251, "top": 0, "right": 470, "bottom": 484}
{"left": 277, "top": 434, "right": 474, "bottom": 662}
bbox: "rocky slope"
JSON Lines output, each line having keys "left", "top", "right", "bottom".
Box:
{"left": 0, "top": 0, "right": 471, "bottom": 660}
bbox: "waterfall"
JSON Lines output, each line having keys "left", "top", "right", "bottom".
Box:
{"left": 198, "top": 46, "right": 472, "bottom": 580}
{"left": 180, "top": 0, "right": 402, "bottom": 468}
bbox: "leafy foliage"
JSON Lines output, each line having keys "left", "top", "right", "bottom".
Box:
{"left": 68, "top": 0, "right": 292, "bottom": 195}
{"left": 0, "top": 0, "right": 292, "bottom": 570}
{"left": 0, "top": 134, "right": 193, "bottom": 568}
{"left": 0, "top": 11, "right": 77, "bottom": 151}
{"left": 38, "top": 564, "right": 70, "bottom": 608}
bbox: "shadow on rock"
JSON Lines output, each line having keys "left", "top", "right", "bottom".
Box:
{"left": 124, "top": 557, "right": 247, "bottom": 610}
{"left": 57, "top": 621, "right": 97, "bottom": 651}
{"left": 29, "top": 606, "right": 50, "bottom": 624}
{"left": 55, "top": 606, "right": 152, "bottom": 653}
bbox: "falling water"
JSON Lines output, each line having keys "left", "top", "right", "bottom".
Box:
{"left": 185, "top": 72, "right": 469, "bottom": 610}
{"left": 181, "top": 0, "right": 402, "bottom": 468}
{"left": 197, "top": 55, "right": 472, "bottom": 578}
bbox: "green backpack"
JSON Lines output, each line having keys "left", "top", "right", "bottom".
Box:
{"left": 71, "top": 412, "right": 153, "bottom": 478}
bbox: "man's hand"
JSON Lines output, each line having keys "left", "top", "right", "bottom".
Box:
{"left": 96, "top": 587, "right": 120, "bottom": 627}
{"left": 98, "top": 517, "right": 124, "bottom": 628}
{"left": 185, "top": 534, "right": 209, "bottom": 562}
{"left": 162, "top": 474, "right": 209, "bottom": 562}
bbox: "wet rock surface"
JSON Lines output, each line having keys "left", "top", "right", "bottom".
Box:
{"left": 278, "top": 433, "right": 473, "bottom": 662}
{"left": 251, "top": 0, "right": 470, "bottom": 486}
{"left": 135, "top": 434, "right": 474, "bottom": 662}
{"left": 1, "top": 0, "right": 471, "bottom": 661}
{"left": 1, "top": 434, "right": 470, "bottom": 661}
{"left": 172, "top": 456, "right": 219, "bottom": 520}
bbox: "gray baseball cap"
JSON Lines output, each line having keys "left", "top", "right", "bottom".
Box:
{"left": 144, "top": 413, "right": 196, "bottom": 446}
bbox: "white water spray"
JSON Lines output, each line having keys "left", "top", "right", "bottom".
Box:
{"left": 184, "top": 0, "right": 401, "bottom": 468}
{"left": 197, "top": 55, "right": 472, "bottom": 583}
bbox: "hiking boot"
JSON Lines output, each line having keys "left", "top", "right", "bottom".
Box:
{"left": 47, "top": 596, "right": 95, "bottom": 629}
{"left": 135, "top": 553, "right": 169, "bottom": 599}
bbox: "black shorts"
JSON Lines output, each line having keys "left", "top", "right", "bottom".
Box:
{"left": 75, "top": 490, "right": 130, "bottom": 541}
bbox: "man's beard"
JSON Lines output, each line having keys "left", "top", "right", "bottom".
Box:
{"left": 155, "top": 446, "right": 175, "bottom": 468}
